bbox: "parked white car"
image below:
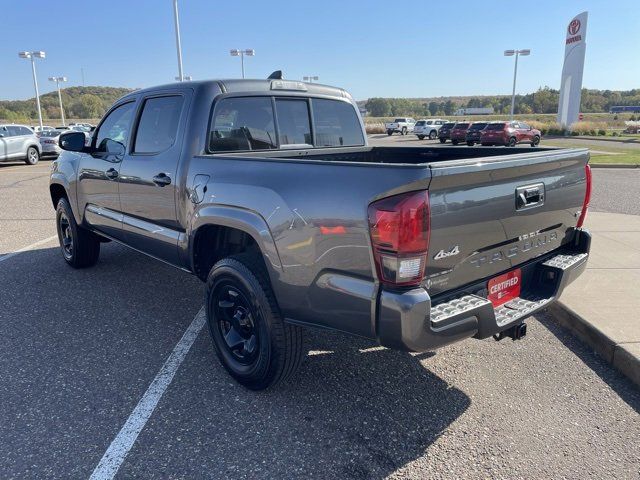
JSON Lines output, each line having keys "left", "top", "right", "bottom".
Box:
{"left": 384, "top": 117, "right": 416, "bottom": 136}
{"left": 32, "top": 125, "right": 56, "bottom": 136}
{"left": 0, "top": 124, "right": 41, "bottom": 165}
{"left": 414, "top": 119, "right": 449, "bottom": 140}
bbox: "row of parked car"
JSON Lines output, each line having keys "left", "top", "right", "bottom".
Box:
{"left": 0, "top": 123, "right": 94, "bottom": 165}
{"left": 384, "top": 117, "right": 542, "bottom": 147}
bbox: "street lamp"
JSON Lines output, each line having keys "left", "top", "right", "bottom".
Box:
{"left": 18, "top": 51, "right": 46, "bottom": 129}
{"left": 175, "top": 75, "right": 192, "bottom": 81}
{"left": 48, "top": 76, "right": 68, "bottom": 126}
{"left": 230, "top": 49, "right": 255, "bottom": 79}
{"left": 504, "top": 49, "right": 530, "bottom": 120}
{"left": 303, "top": 76, "right": 319, "bottom": 83}
{"left": 172, "top": 0, "right": 185, "bottom": 81}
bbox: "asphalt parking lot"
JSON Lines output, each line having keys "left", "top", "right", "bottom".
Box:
{"left": 1, "top": 158, "right": 639, "bottom": 479}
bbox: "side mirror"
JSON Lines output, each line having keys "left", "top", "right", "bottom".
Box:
{"left": 104, "top": 138, "right": 125, "bottom": 157}
{"left": 59, "top": 131, "right": 87, "bottom": 152}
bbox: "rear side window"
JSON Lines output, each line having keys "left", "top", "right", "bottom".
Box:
{"left": 134, "top": 96, "right": 184, "bottom": 153}
{"left": 415, "top": 121, "right": 426, "bottom": 126}
{"left": 18, "top": 127, "right": 33, "bottom": 135}
{"left": 469, "top": 123, "right": 488, "bottom": 130}
{"left": 312, "top": 98, "right": 364, "bottom": 147}
{"left": 209, "top": 97, "right": 276, "bottom": 152}
{"left": 486, "top": 123, "right": 506, "bottom": 130}
{"left": 275, "top": 99, "right": 311, "bottom": 146}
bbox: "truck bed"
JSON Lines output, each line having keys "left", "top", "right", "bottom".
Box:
{"left": 198, "top": 145, "right": 589, "bottom": 334}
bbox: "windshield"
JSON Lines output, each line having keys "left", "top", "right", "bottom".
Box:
{"left": 393, "top": 118, "right": 404, "bottom": 123}
{"left": 454, "top": 123, "right": 470, "bottom": 129}
{"left": 442, "top": 123, "right": 456, "bottom": 128}
{"left": 469, "top": 123, "right": 488, "bottom": 130}
{"left": 485, "top": 123, "right": 506, "bottom": 130}
{"left": 40, "top": 131, "right": 60, "bottom": 137}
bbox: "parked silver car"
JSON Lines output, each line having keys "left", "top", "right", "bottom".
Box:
{"left": 0, "top": 124, "right": 41, "bottom": 165}
{"left": 39, "top": 130, "right": 63, "bottom": 157}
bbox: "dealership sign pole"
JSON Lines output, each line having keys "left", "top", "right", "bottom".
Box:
{"left": 557, "top": 11, "right": 588, "bottom": 129}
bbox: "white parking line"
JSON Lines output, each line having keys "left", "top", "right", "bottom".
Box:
{"left": 89, "top": 308, "right": 206, "bottom": 480}
{"left": 0, "top": 234, "right": 59, "bottom": 263}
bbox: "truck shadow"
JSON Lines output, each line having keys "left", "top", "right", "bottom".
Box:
{"left": 278, "top": 332, "right": 470, "bottom": 479}
{"left": 0, "top": 243, "right": 469, "bottom": 479}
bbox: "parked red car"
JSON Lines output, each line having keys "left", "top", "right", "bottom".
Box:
{"left": 480, "top": 121, "right": 541, "bottom": 147}
{"left": 450, "top": 122, "right": 471, "bottom": 145}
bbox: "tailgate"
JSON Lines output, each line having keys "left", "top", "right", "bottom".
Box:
{"left": 425, "top": 148, "right": 589, "bottom": 296}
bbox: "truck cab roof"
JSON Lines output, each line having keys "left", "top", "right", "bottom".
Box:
{"left": 119, "top": 79, "right": 351, "bottom": 102}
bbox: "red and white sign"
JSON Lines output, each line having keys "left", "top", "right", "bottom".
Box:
{"left": 487, "top": 269, "right": 522, "bottom": 307}
{"left": 568, "top": 19, "right": 581, "bottom": 35}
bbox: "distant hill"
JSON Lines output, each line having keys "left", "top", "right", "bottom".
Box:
{"left": 0, "top": 86, "right": 135, "bottom": 122}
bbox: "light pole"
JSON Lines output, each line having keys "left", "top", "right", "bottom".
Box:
{"left": 172, "top": 0, "right": 185, "bottom": 81}
{"left": 18, "top": 51, "right": 46, "bottom": 129}
{"left": 175, "top": 75, "right": 192, "bottom": 81}
{"left": 504, "top": 49, "right": 530, "bottom": 120}
{"left": 303, "top": 76, "right": 319, "bottom": 83}
{"left": 49, "top": 76, "right": 68, "bottom": 126}
{"left": 230, "top": 49, "right": 255, "bottom": 78}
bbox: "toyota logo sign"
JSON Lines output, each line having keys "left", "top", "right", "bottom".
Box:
{"left": 568, "top": 19, "right": 581, "bottom": 35}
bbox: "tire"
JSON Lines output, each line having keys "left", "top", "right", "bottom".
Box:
{"left": 452, "top": 139, "right": 459, "bottom": 145}
{"left": 56, "top": 198, "right": 100, "bottom": 268}
{"left": 417, "top": 135, "right": 425, "bottom": 140}
{"left": 439, "top": 138, "right": 446, "bottom": 144}
{"left": 25, "top": 146, "right": 39, "bottom": 165}
{"left": 387, "top": 130, "right": 393, "bottom": 136}
{"left": 205, "top": 254, "right": 304, "bottom": 390}
{"left": 429, "top": 130, "right": 437, "bottom": 140}
{"left": 531, "top": 135, "right": 540, "bottom": 147}
{"left": 466, "top": 141, "right": 474, "bottom": 146}
{"left": 507, "top": 137, "right": 517, "bottom": 147}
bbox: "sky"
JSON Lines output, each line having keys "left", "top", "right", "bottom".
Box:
{"left": 1, "top": 0, "right": 639, "bottom": 101}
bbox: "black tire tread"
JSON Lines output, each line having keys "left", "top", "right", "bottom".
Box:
{"left": 206, "top": 253, "right": 304, "bottom": 389}
{"left": 56, "top": 198, "right": 100, "bottom": 268}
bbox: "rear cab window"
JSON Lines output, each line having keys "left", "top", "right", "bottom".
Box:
{"left": 209, "top": 96, "right": 363, "bottom": 153}
{"left": 134, "top": 95, "right": 184, "bottom": 153}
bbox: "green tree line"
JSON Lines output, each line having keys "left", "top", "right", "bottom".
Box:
{"left": 0, "top": 86, "right": 134, "bottom": 122}
{"left": 364, "top": 87, "right": 640, "bottom": 117}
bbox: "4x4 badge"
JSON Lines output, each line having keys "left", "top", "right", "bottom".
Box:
{"left": 434, "top": 245, "right": 460, "bottom": 260}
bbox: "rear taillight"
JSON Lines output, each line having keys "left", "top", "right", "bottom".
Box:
{"left": 368, "top": 190, "right": 430, "bottom": 286}
{"left": 576, "top": 164, "right": 592, "bottom": 228}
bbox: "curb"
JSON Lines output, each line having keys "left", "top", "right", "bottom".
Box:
{"left": 544, "top": 135, "right": 639, "bottom": 144}
{"left": 548, "top": 302, "right": 640, "bottom": 388}
{"left": 590, "top": 163, "right": 640, "bottom": 169}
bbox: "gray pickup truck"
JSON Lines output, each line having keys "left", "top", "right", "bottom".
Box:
{"left": 50, "top": 78, "right": 591, "bottom": 390}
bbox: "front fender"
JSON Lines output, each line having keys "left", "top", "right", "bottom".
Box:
{"left": 49, "top": 156, "right": 80, "bottom": 223}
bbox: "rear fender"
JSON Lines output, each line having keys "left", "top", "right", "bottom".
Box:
{"left": 188, "top": 204, "right": 283, "bottom": 284}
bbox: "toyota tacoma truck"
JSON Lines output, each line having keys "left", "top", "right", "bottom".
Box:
{"left": 50, "top": 78, "right": 592, "bottom": 390}
{"left": 385, "top": 117, "right": 416, "bottom": 136}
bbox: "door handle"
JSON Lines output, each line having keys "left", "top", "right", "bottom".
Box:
{"left": 105, "top": 168, "right": 118, "bottom": 179}
{"left": 152, "top": 173, "right": 172, "bottom": 187}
